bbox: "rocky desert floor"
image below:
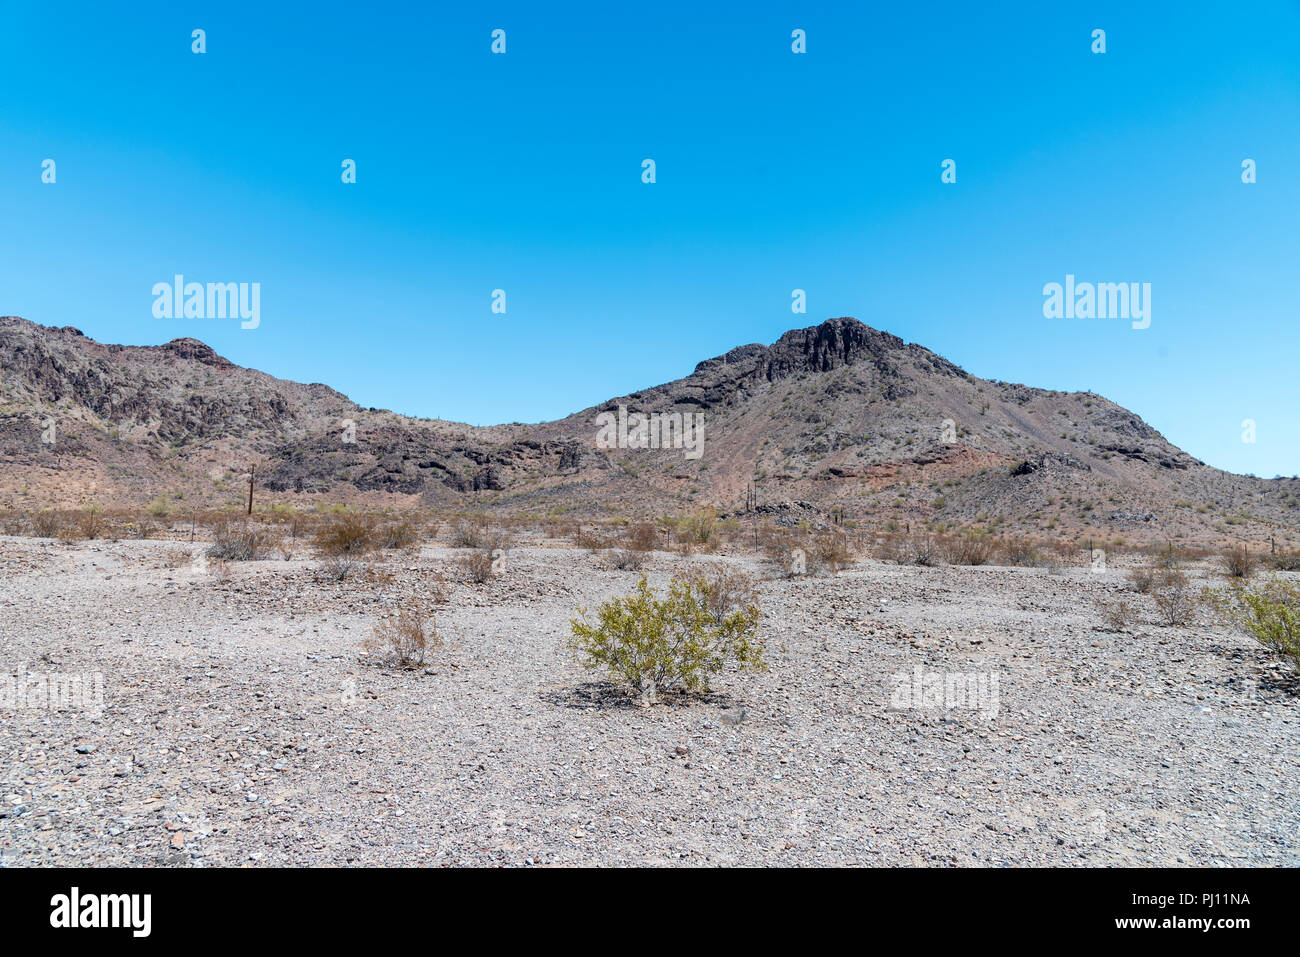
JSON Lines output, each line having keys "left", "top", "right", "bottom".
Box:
{"left": 0, "top": 533, "right": 1296, "bottom": 867}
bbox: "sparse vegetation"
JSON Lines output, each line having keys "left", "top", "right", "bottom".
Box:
{"left": 1206, "top": 578, "right": 1300, "bottom": 672}
{"left": 1220, "top": 545, "right": 1255, "bottom": 579}
{"left": 208, "top": 522, "right": 278, "bottom": 561}
{"left": 569, "top": 575, "right": 764, "bottom": 705}
{"left": 364, "top": 602, "right": 441, "bottom": 668}
{"left": 460, "top": 545, "right": 501, "bottom": 583}
{"left": 313, "top": 513, "right": 378, "bottom": 556}
{"left": 1097, "top": 597, "right": 1139, "bottom": 632}
{"left": 1151, "top": 567, "right": 1198, "bottom": 627}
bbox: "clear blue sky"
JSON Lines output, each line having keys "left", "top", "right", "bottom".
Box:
{"left": 2, "top": 1, "right": 1297, "bottom": 476}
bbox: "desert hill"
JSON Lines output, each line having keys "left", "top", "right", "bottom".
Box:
{"left": 2, "top": 315, "right": 1296, "bottom": 545}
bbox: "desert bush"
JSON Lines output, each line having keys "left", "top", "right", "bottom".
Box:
{"left": 944, "top": 530, "right": 995, "bottom": 566}
{"left": 1152, "top": 568, "right": 1197, "bottom": 627}
{"left": 208, "top": 523, "right": 278, "bottom": 561}
{"left": 32, "top": 509, "right": 60, "bottom": 538}
{"left": 675, "top": 511, "right": 718, "bottom": 550}
{"left": 1206, "top": 578, "right": 1300, "bottom": 672}
{"left": 604, "top": 548, "right": 649, "bottom": 571}
{"left": 1097, "top": 598, "right": 1139, "bottom": 632}
{"left": 812, "top": 532, "right": 855, "bottom": 574}
{"left": 1219, "top": 545, "right": 1255, "bottom": 579}
{"left": 316, "top": 556, "right": 362, "bottom": 582}
{"left": 624, "top": 522, "right": 659, "bottom": 553}
{"left": 698, "top": 565, "right": 760, "bottom": 625}
{"left": 760, "top": 529, "right": 831, "bottom": 577}
{"left": 575, "top": 528, "right": 611, "bottom": 553}
{"left": 1268, "top": 549, "right": 1300, "bottom": 572}
{"left": 1265, "top": 548, "right": 1299, "bottom": 571}
{"left": 364, "top": 603, "right": 440, "bottom": 669}
{"left": 1128, "top": 566, "right": 1158, "bottom": 594}
{"left": 450, "top": 516, "right": 490, "bottom": 548}
{"left": 460, "top": 545, "right": 502, "bottom": 583}
{"left": 999, "top": 537, "right": 1044, "bottom": 567}
{"left": 879, "top": 530, "right": 939, "bottom": 566}
{"left": 313, "top": 513, "right": 378, "bottom": 556}
{"left": 569, "top": 576, "right": 764, "bottom": 705}
{"left": 1146, "top": 542, "right": 1207, "bottom": 569}
{"left": 377, "top": 517, "right": 421, "bottom": 550}
{"left": 77, "top": 507, "right": 104, "bottom": 540}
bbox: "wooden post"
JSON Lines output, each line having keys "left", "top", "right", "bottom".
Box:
{"left": 247, "top": 466, "right": 255, "bottom": 516}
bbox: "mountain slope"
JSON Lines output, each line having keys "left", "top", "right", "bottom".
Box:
{"left": 2, "top": 315, "right": 1296, "bottom": 544}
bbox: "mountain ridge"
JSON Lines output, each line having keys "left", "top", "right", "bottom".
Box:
{"left": 2, "top": 314, "right": 1295, "bottom": 545}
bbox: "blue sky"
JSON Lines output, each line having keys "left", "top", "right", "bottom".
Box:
{"left": 2, "top": 1, "right": 1297, "bottom": 476}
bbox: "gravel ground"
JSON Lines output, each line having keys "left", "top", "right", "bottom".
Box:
{"left": 1, "top": 535, "right": 1296, "bottom": 867}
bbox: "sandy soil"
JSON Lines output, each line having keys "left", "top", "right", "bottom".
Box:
{"left": 0, "top": 535, "right": 1296, "bottom": 866}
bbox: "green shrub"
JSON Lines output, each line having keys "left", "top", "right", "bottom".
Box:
{"left": 569, "top": 576, "right": 764, "bottom": 705}
{"left": 1206, "top": 578, "right": 1300, "bottom": 671}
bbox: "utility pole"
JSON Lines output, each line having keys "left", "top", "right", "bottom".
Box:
{"left": 247, "top": 465, "right": 255, "bottom": 516}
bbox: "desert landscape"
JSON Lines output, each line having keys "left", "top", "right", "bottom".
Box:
{"left": 1, "top": 317, "right": 1297, "bottom": 867}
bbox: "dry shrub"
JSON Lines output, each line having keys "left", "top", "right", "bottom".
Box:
{"left": 604, "top": 548, "right": 649, "bottom": 571}
{"left": 316, "top": 556, "right": 362, "bottom": 582}
{"left": 1128, "top": 566, "right": 1157, "bottom": 594}
{"left": 313, "top": 513, "right": 378, "bottom": 556}
{"left": 999, "top": 537, "right": 1044, "bottom": 567}
{"left": 364, "top": 603, "right": 440, "bottom": 669}
{"left": 1269, "top": 549, "right": 1300, "bottom": 572}
{"left": 624, "top": 522, "right": 659, "bottom": 553}
{"left": 1097, "top": 598, "right": 1139, "bottom": 632}
{"left": 460, "top": 546, "right": 501, "bottom": 583}
{"left": 450, "top": 517, "right": 489, "bottom": 548}
{"left": 1146, "top": 542, "right": 1206, "bottom": 569}
{"left": 208, "top": 523, "right": 278, "bottom": 561}
{"left": 698, "top": 564, "right": 760, "bottom": 624}
{"left": 1220, "top": 545, "right": 1255, "bottom": 579}
{"left": 575, "top": 528, "right": 611, "bottom": 553}
{"left": 812, "top": 532, "right": 855, "bottom": 574}
{"left": 542, "top": 518, "right": 579, "bottom": 542}
{"left": 1152, "top": 568, "right": 1198, "bottom": 627}
{"left": 362, "top": 563, "right": 396, "bottom": 586}
{"left": 424, "top": 569, "right": 451, "bottom": 605}
{"left": 77, "top": 508, "right": 104, "bottom": 540}
{"left": 377, "top": 517, "right": 421, "bottom": 550}
{"left": 879, "top": 531, "right": 939, "bottom": 566}
{"left": 944, "top": 530, "right": 995, "bottom": 566}
{"left": 32, "top": 510, "right": 60, "bottom": 538}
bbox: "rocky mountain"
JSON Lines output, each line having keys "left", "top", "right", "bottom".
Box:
{"left": 2, "top": 315, "right": 1297, "bottom": 545}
